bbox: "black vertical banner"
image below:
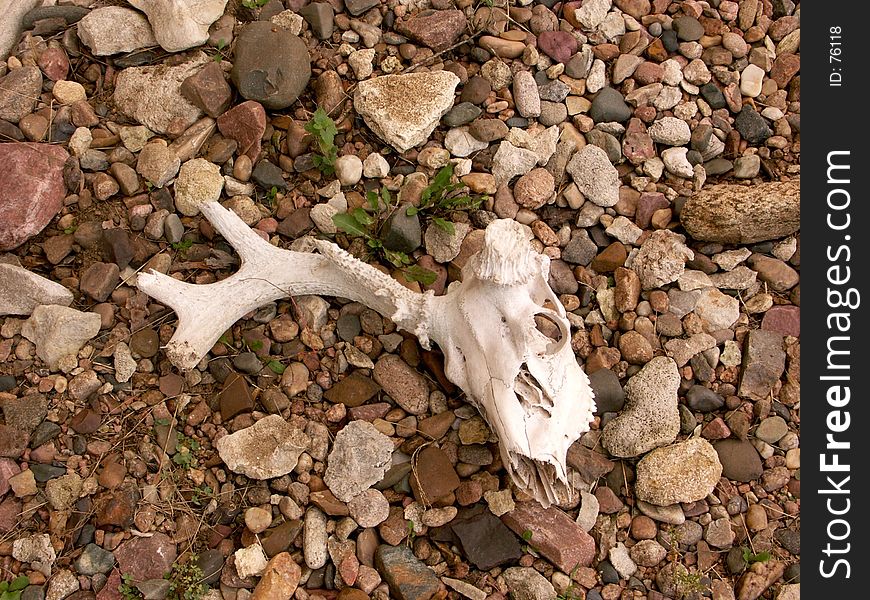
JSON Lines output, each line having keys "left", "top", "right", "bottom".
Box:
{"left": 804, "top": 6, "right": 866, "bottom": 596}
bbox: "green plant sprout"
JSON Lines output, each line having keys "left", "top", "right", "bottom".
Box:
{"left": 0, "top": 576, "right": 29, "bottom": 600}
{"left": 304, "top": 107, "right": 339, "bottom": 176}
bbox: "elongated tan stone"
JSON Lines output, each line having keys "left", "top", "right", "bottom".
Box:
{"left": 680, "top": 180, "right": 800, "bottom": 243}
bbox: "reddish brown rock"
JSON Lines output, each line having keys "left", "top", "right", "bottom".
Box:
{"left": 38, "top": 46, "right": 70, "bottom": 81}
{"left": 761, "top": 305, "right": 800, "bottom": 337}
{"left": 590, "top": 242, "right": 628, "bottom": 273}
{"left": 501, "top": 501, "right": 596, "bottom": 571}
{"left": 399, "top": 9, "right": 467, "bottom": 52}
{"left": 409, "top": 446, "right": 460, "bottom": 503}
{"left": 0, "top": 497, "right": 22, "bottom": 533}
{"left": 770, "top": 54, "right": 800, "bottom": 88}
{"left": 219, "top": 373, "right": 254, "bottom": 420}
{"left": 0, "top": 143, "right": 70, "bottom": 251}
{"left": 217, "top": 100, "right": 267, "bottom": 162}
{"left": 181, "top": 61, "right": 233, "bottom": 118}
{"left": 323, "top": 371, "right": 381, "bottom": 407}
{"left": 80, "top": 262, "right": 120, "bottom": 302}
{"left": 94, "top": 487, "right": 137, "bottom": 528}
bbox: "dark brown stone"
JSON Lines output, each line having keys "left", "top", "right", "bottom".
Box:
{"left": 80, "top": 262, "right": 120, "bottom": 302}
{"left": 409, "top": 446, "right": 460, "bottom": 503}
{"left": 323, "top": 371, "right": 381, "bottom": 407}
{"left": 220, "top": 373, "right": 254, "bottom": 420}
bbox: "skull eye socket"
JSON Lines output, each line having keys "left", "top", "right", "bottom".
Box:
{"left": 532, "top": 310, "right": 570, "bottom": 355}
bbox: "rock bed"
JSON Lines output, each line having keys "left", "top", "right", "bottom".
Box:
{"left": 1, "top": 1, "right": 799, "bottom": 600}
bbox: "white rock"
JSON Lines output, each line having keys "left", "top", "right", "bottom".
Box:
{"left": 68, "top": 127, "right": 92, "bottom": 158}
{"left": 586, "top": 58, "right": 607, "bottom": 93}
{"left": 649, "top": 117, "right": 691, "bottom": 146}
{"left": 347, "top": 489, "right": 390, "bottom": 527}
{"left": 113, "top": 53, "right": 209, "bottom": 135}
{"left": 661, "top": 59, "right": 683, "bottom": 86}
{"left": 609, "top": 543, "right": 637, "bottom": 579}
{"left": 630, "top": 230, "right": 694, "bottom": 290}
{"left": 271, "top": 10, "right": 304, "bottom": 35}
{"left": 643, "top": 156, "right": 665, "bottom": 180}
{"left": 324, "top": 420, "right": 394, "bottom": 502}
{"left": 304, "top": 507, "right": 329, "bottom": 569}
{"left": 113, "top": 342, "right": 137, "bottom": 383}
{"left": 506, "top": 125, "right": 560, "bottom": 165}
{"left": 602, "top": 356, "right": 681, "bottom": 458}
{"left": 354, "top": 71, "right": 460, "bottom": 152}
{"left": 335, "top": 154, "right": 363, "bottom": 186}
{"left": 574, "top": 0, "right": 612, "bottom": 30}
{"left": 363, "top": 152, "right": 390, "bottom": 178}
{"left": 0, "top": 264, "right": 73, "bottom": 316}
{"left": 445, "top": 127, "right": 489, "bottom": 158}
{"left": 52, "top": 80, "right": 86, "bottom": 105}
{"left": 21, "top": 305, "right": 101, "bottom": 370}
{"left": 605, "top": 216, "right": 642, "bottom": 245}
{"left": 216, "top": 415, "right": 312, "bottom": 479}
{"left": 491, "top": 141, "right": 539, "bottom": 186}
{"left": 348, "top": 48, "right": 376, "bottom": 80}
{"left": 683, "top": 58, "right": 711, "bottom": 85}
{"left": 310, "top": 204, "right": 339, "bottom": 234}
{"left": 46, "top": 569, "right": 79, "bottom": 600}
{"left": 740, "top": 63, "right": 765, "bottom": 97}
{"left": 575, "top": 490, "right": 599, "bottom": 532}
{"left": 566, "top": 144, "right": 619, "bottom": 207}
{"left": 234, "top": 544, "right": 268, "bottom": 578}
{"left": 693, "top": 288, "right": 740, "bottom": 331}
{"left": 77, "top": 7, "right": 157, "bottom": 56}
{"left": 174, "top": 158, "right": 224, "bottom": 216}
{"left": 661, "top": 147, "right": 694, "bottom": 178}
{"left": 128, "top": 0, "right": 229, "bottom": 53}
{"left": 12, "top": 534, "right": 56, "bottom": 571}
{"left": 652, "top": 86, "right": 682, "bottom": 111}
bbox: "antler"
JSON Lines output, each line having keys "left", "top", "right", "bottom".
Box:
{"left": 137, "top": 201, "right": 595, "bottom": 506}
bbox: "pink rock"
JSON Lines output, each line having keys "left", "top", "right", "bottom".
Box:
{"left": 0, "top": 143, "right": 70, "bottom": 251}
{"left": 622, "top": 132, "right": 655, "bottom": 165}
{"left": 0, "top": 497, "right": 21, "bottom": 533}
{"left": 114, "top": 533, "right": 177, "bottom": 580}
{"left": 180, "top": 61, "right": 233, "bottom": 118}
{"left": 0, "top": 458, "right": 21, "bottom": 496}
{"left": 635, "top": 192, "right": 669, "bottom": 228}
{"left": 217, "top": 100, "right": 267, "bottom": 162}
{"left": 38, "top": 47, "right": 70, "bottom": 81}
{"left": 96, "top": 570, "right": 123, "bottom": 600}
{"left": 537, "top": 31, "right": 578, "bottom": 64}
{"left": 761, "top": 305, "right": 799, "bottom": 337}
{"left": 501, "top": 501, "right": 596, "bottom": 572}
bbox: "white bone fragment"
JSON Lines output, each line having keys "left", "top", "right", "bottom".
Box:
{"left": 137, "top": 201, "right": 595, "bottom": 505}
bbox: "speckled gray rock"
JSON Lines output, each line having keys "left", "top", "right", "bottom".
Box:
{"left": 630, "top": 230, "right": 694, "bottom": 290}
{"left": 76, "top": 6, "right": 157, "bottom": 56}
{"left": 21, "top": 305, "right": 101, "bottom": 370}
{"left": 216, "top": 415, "right": 311, "bottom": 479}
{"left": 566, "top": 144, "right": 620, "bottom": 207}
{"left": 501, "top": 567, "right": 556, "bottom": 600}
{"left": 512, "top": 70, "right": 541, "bottom": 118}
{"left": 635, "top": 438, "right": 723, "bottom": 506}
{"left": 649, "top": 117, "right": 691, "bottom": 146}
{"left": 354, "top": 71, "right": 460, "bottom": 152}
{"left": 602, "top": 357, "right": 681, "bottom": 458}
{"left": 173, "top": 158, "right": 224, "bottom": 216}
{"left": 680, "top": 180, "right": 800, "bottom": 244}
{"left": 113, "top": 53, "right": 208, "bottom": 135}
{"left": 0, "top": 264, "right": 73, "bottom": 316}
{"left": 324, "top": 420, "right": 394, "bottom": 502}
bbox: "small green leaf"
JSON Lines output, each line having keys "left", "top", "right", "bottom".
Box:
{"left": 367, "top": 190, "right": 380, "bottom": 211}
{"left": 383, "top": 249, "right": 411, "bottom": 268}
{"left": 432, "top": 217, "right": 455, "bottom": 235}
{"left": 267, "top": 360, "right": 286, "bottom": 374}
{"left": 154, "top": 417, "right": 171, "bottom": 427}
{"left": 432, "top": 163, "right": 454, "bottom": 189}
{"left": 366, "top": 238, "right": 382, "bottom": 248}
{"left": 332, "top": 213, "right": 369, "bottom": 237}
{"left": 403, "top": 265, "right": 437, "bottom": 285}
{"left": 522, "top": 529, "right": 533, "bottom": 541}
{"left": 405, "top": 206, "right": 419, "bottom": 217}
{"left": 381, "top": 187, "right": 392, "bottom": 206}
{"left": 352, "top": 207, "right": 376, "bottom": 226}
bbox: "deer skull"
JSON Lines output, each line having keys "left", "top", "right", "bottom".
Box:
{"left": 137, "top": 201, "right": 595, "bottom": 506}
